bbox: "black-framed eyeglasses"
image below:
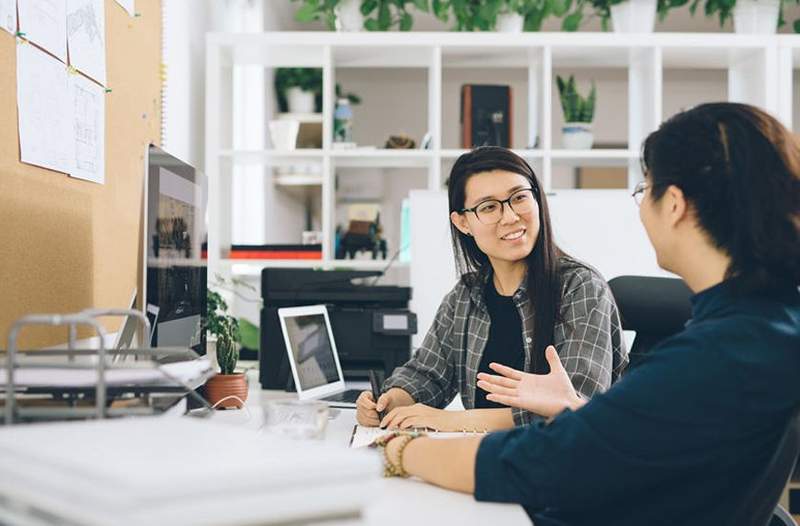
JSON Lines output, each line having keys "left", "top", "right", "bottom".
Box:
{"left": 460, "top": 188, "right": 537, "bottom": 225}
{"left": 632, "top": 181, "right": 649, "bottom": 207}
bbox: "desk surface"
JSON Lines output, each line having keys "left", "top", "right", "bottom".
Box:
{"left": 207, "top": 372, "right": 529, "bottom": 525}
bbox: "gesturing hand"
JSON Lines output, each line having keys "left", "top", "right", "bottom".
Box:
{"left": 476, "top": 345, "right": 585, "bottom": 418}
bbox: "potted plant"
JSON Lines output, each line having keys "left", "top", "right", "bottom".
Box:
{"left": 689, "top": 0, "right": 799, "bottom": 34}
{"left": 556, "top": 75, "right": 596, "bottom": 150}
{"left": 434, "top": 0, "right": 567, "bottom": 32}
{"left": 205, "top": 287, "right": 247, "bottom": 409}
{"left": 293, "top": 0, "right": 428, "bottom": 31}
{"left": 275, "top": 68, "right": 322, "bottom": 114}
{"left": 561, "top": 0, "right": 684, "bottom": 32}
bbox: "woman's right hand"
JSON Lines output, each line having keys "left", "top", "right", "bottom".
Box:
{"left": 476, "top": 345, "right": 585, "bottom": 418}
{"left": 356, "top": 387, "right": 414, "bottom": 427}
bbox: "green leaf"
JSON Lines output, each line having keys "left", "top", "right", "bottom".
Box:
{"left": 361, "top": 0, "right": 378, "bottom": 15}
{"left": 550, "top": 0, "right": 572, "bottom": 16}
{"left": 295, "top": 3, "right": 320, "bottom": 22}
{"left": 412, "top": 0, "right": 429, "bottom": 12}
{"left": 562, "top": 11, "right": 582, "bottom": 31}
{"left": 378, "top": 2, "right": 392, "bottom": 29}
{"left": 365, "top": 17, "right": 380, "bottom": 30}
{"left": 400, "top": 11, "right": 413, "bottom": 30}
{"left": 795, "top": 18, "right": 800, "bottom": 33}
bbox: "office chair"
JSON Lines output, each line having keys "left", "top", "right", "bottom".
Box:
{"left": 608, "top": 276, "right": 799, "bottom": 526}
{"left": 607, "top": 275, "right": 693, "bottom": 368}
{"left": 735, "top": 408, "right": 800, "bottom": 526}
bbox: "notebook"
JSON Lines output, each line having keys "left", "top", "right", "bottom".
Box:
{"left": 348, "top": 425, "right": 488, "bottom": 448}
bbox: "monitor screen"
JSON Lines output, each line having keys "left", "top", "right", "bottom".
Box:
{"left": 282, "top": 314, "right": 340, "bottom": 390}
{"left": 144, "top": 145, "right": 206, "bottom": 354}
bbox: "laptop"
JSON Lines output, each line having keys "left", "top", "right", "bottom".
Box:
{"left": 277, "top": 305, "right": 363, "bottom": 408}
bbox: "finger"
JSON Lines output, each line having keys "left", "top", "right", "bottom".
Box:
{"left": 357, "top": 410, "right": 380, "bottom": 427}
{"left": 476, "top": 379, "right": 516, "bottom": 397}
{"left": 545, "top": 346, "right": 564, "bottom": 372}
{"left": 383, "top": 405, "right": 418, "bottom": 429}
{"left": 486, "top": 393, "right": 518, "bottom": 407}
{"left": 380, "top": 406, "right": 408, "bottom": 429}
{"left": 357, "top": 391, "right": 376, "bottom": 410}
{"left": 376, "top": 393, "right": 391, "bottom": 412}
{"left": 476, "top": 372, "right": 518, "bottom": 389}
{"left": 488, "top": 362, "right": 524, "bottom": 380}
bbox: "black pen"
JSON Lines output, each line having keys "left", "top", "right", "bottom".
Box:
{"left": 369, "top": 370, "right": 385, "bottom": 423}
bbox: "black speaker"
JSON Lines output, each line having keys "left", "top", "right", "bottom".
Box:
{"left": 461, "top": 84, "right": 513, "bottom": 148}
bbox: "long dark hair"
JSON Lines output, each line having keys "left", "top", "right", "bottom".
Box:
{"left": 448, "top": 146, "right": 564, "bottom": 373}
{"left": 642, "top": 103, "right": 800, "bottom": 293}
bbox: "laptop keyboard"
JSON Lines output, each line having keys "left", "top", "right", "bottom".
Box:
{"left": 322, "top": 389, "right": 362, "bottom": 404}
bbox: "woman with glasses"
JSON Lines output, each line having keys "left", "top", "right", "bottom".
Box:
{"left": 355, "top": 146, "right": 627, "bottom": 432}
{"left": 374, "top": 103, "right": 800, "bottom": 525}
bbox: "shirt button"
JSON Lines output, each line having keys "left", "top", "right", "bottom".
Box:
{"left": 526, "top": 337, "right": 532, "bottom": 344}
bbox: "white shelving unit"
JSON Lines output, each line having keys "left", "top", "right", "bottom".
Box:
{"left": 206, "top": 31, "right": 782, "bottom": 279}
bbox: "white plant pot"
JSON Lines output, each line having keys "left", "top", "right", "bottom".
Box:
{"left": 496, "top": 12, "right": 524, "bottom": 33}
{"left": 562, "top": 123, "right": 594, "bottom": 150}
{"left": 733, "top": 0, "right": 779, "bottom": 34}
{"left": 269, "top": 119, "right": 300, "bottom": 151}
{"left": 286, "top": 87, "right": 315, "bottom": 114}
{"left": 334, "top": 0, "right": 364, "bottom": 32}
{"left": 610, "top": 0, "right": 657, "bottom": 33}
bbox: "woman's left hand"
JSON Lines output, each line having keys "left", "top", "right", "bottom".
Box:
{"left": 380, "top": 403, "right": 460, "bottom": 431}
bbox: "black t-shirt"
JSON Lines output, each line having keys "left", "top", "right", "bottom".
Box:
{"left": 475, "top": 280, "right": 526, "bottom": 409}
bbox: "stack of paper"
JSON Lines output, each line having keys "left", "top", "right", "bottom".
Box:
{"left": 0, "top": 418, "right": 381, "bottom": 525}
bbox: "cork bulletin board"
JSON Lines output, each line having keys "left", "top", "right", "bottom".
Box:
{"left": 0, "top": 0, "right": 161, "bottom": 348}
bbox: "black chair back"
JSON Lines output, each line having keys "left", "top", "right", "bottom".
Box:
{"left": 607, "top": 276, "right": 693, "bottom": 367}
{"left": 735, "top": 409, "right": 800, "bottom": 526}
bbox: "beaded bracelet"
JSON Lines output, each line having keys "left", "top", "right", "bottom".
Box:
{"left": 371, "top": 431, "right": 426, "bottom": 478}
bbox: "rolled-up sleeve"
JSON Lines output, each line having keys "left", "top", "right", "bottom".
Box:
{"left": 382, "top": 289, "right": 459, "bottom": 408}
{"left": 555, "top": 269, "right": 627, "bottom": 400}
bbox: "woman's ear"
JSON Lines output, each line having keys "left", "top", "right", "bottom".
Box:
{"left": 450, "top": 211, "right": 472, "bottom": 237}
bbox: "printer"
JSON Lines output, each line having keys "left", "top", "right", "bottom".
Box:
{"left": 259, "top": 268, "right": 417, "bottom": 390}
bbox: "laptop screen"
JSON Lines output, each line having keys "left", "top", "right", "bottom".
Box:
{"left": 282, "top": 313, "right": 341, "bottom": 391}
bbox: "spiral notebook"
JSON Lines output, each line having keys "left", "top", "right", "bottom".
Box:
{"left": 349, "top": 425, "right": 488, "bottom": 448}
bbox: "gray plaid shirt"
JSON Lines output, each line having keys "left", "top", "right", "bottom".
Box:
{"left": 384, "top": 257, "right": 628, "bottom": 426}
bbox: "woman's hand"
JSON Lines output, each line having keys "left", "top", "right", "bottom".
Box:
{"left": 356, "top": 387, "right": 414, "bottom": 427}
{"left": 476, "top": 345, "right": 585, "bottom": 418}
{"left": 380, "top": 403, "right": 462, "bottom": 431}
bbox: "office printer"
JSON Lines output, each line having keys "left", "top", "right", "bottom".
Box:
{"left": 260, "top": 268, "right": 417, "bottom": 390}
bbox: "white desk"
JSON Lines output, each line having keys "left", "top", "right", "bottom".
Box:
{"left": 208, "top": 372, "right": 529, "bottom": 525}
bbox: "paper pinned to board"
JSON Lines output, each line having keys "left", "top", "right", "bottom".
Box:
{"left": 18, "top": 0, "right": 68, "bottom": 62}
{"left": 69, "top": 71, "right": 104, "bottom": 184}
{"left": 17, "top": 41, "right": 75, "bottom": 175}
{"left": 114, "top": 0, "right": 135, "bottom": 17}
{"left": 0, "top": 0, "right": 16, "bottom": 35}
{"left": 67, "top": 0, "right": 106, "bottom": 85}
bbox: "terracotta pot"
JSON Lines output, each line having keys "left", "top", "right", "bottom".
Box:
{"left": 206, "top": 373, "right": 248, "bottom": 409}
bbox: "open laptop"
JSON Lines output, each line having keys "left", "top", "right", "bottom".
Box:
{"left": 278, "top": 305, "right": 363, "bottom": 408}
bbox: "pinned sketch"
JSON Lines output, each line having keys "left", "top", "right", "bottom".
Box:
{"left": 17, "top": 42, "right": 75, "bottom": 175}
{"left": 18, "top": 0, "right": 67, "bottom": 62}
{"left": 0, "top": 0, "right": 17, "bottom": 35}
{"left": 114, "top": 0, "right": 134, "bottom": 17}
{"left": 67, "top": 0, "right": 105, "bottom": 85}
{"left": 69, "top": 72, "right": 104, "bottom": 184}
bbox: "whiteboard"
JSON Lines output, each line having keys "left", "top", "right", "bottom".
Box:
{"left": 409, "top": 189, "right": 670, "bottom": 348}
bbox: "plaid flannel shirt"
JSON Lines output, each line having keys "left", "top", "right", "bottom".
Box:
{"left": 383, "top": 257, "right": 628, "bottom": 426}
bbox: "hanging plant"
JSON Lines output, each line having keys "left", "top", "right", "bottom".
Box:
{"left": 434, "top": 0, "right": 572, "bottom": 31}
{"left": 562, "top": 0, "right": 688, "bottom": 31}
{"left": 688, "top": 0, "right": 800, "bottom": 32}
{"left": 292, "top": 0, "right": 429, "bottom": 30}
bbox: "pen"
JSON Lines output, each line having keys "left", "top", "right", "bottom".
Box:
{"left": 369, "top": 370, "right": 385, "bottom": 422}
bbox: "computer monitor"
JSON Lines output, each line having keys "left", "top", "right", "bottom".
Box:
{"left": 142, "top": 144, "right": 207, "bottom": 355}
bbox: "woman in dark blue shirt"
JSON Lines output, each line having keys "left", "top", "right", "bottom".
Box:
{"left": 374, "top": 102, "right": 800, "bottom": 525}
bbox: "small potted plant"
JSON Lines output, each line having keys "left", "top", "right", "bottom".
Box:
{"left": 435, "top": 0, "right": 563, "bottom": 32}
{"left": 204, "top": 287, "right": 247, "bottom": 409}
{"left": 292, "top": 0, "right": 427, "bottom": 31}
{"left": 556, "top": 75, "right": 596, "bottom": 150}
{"left": 689, "top": 0, "right": 798, "bottom": 34}
{"left": 274, "top": 68, "right": 322, "bottom": 114}
{"left": 561, "top": 0, "right": 682, "bottom": 32}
